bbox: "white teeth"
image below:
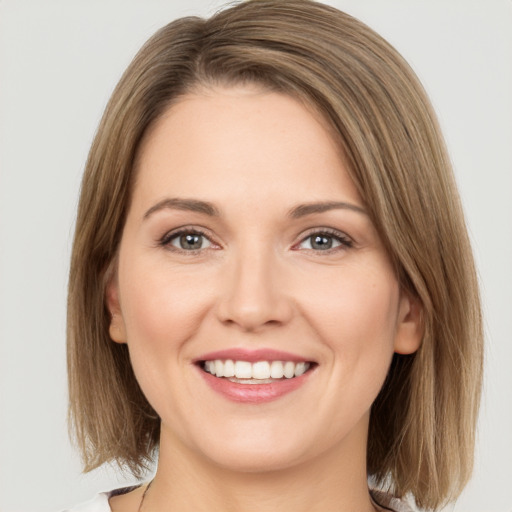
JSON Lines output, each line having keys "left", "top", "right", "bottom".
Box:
{"left": 234, "top": 361, "right": 252, "bottom": 379}
{"left": 283, "top": 361, "right": 295, "bottom": 379}
{"left": 252, "top": 361, "right": 270, "bottom": 379}
{"left": 204, "top": 359, "right": 311, "bottom": 381}
{"left": 270, "top": 360, "right": 284, "bottom": 379}
{"left": 215, "top": 360, "right": 224, "bottom": 377}
{"left": 223, "top": 359, "right": 235, "bottom": 377}
{"left": 294, "top": 362, "right": 307, "bottom": 377}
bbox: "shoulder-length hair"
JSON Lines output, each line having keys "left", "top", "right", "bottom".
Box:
{"left": 67, "top": 1, "right": 483, "bottom": 509}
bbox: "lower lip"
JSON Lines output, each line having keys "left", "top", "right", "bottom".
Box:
{"left": 197, "top": 367, "right": 312, "bottom": 403}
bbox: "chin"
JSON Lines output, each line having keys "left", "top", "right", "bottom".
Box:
{"left": 181, "top": 419, "right": 313, "bottom": 474}
{"left": 203, "top": 443, "right": 308, "bottom": 474}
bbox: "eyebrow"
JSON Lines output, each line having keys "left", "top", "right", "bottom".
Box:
{"left": 143, "top": 198, "right": 220, "bottom": 219}
{"left": 143, "top": 198, "right": 367, "bottom": 220}
{"left": 288, "top": 201, "right": 367, "bottom": 218}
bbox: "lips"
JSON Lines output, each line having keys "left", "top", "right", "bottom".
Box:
{"left": 195, "top": 349, "right": 315, "bottom": 402}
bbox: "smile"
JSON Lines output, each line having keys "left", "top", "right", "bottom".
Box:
{"left": 196, "top": 353, "right": 315, "bottom": 403}
{"left": 202, "top": 359, "right": 311, "bottom": 383}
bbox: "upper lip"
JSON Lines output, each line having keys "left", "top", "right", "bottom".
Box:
{"left": 194, "top": 348, "right": 314, "bottom": 364}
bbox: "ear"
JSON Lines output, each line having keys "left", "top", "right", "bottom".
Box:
{"left": 105, "top": 269, "right": 127, "bottom": 344}
{"left": 394, "top": 289, "right": 423, "bottom": 355}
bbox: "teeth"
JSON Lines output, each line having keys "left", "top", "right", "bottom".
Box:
{"left": 252, "top": 361, "right": 270, "bottom": 379}
{"left": 283, "top": 361, "right": 295, "bottom": 379}
{"left": 235, "top": 361, "right": 252, "bottom": 379}
{"left": 203, "top": 359, "right": 311, "bottom": 381}
{"left": 294, "top": 362, "right": 308, "bottom": 377}
{"left": 270, "top": 360, "right": 284, "bottom": 379}
{"left": 223, "top": 359, "right": 235, "bottom": 377}
{"left": 215, "top": 360, "right": 224, "bottom": 377}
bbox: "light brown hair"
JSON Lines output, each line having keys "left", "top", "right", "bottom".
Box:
{"left": 67, "top": 1, "right": 483, "bottom": 509}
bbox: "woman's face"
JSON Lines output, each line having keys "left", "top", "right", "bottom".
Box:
{"left": 108, "top": 85, "right": 421, "bottom": 473}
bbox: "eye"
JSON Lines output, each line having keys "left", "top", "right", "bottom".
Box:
{"left": 161, "top": 230, "right": 213, "bottom": 252}
{"left": 296, "top": 230, "right": 353, "bottom": 251}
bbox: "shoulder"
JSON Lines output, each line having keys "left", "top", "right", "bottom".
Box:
{"left": 62, "top": 486, "right": 140, "bottom": 512}
{"left": 61, "top": 493, "right": 110, "bottom": 512}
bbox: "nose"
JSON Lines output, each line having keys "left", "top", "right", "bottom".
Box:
{"left": 215, "top": 248, "right": 294, "bottom": 332}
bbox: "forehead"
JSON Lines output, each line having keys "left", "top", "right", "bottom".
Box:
{"left": 131, "top": 85, "right": 361, "bottom": 212}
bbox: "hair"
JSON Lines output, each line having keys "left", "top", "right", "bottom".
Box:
{"left": 67, "top": 1, "right": 483, "bottom": 509}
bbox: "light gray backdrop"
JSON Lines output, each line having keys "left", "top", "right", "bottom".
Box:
{"left": 1, "top": 1, "right": 511, "bottom": 511}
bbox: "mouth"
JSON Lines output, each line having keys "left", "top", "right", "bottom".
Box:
{"left": 194, "top": 349, "right": 317, "bottom": 402}
{"left": 199, "top": 359, "right": 314, "bottom": 384}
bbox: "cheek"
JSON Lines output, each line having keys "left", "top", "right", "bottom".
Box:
{"left": 303, "top": 262, "right": 400, "bottom": 367}
{"left": 116, "top": 258, "right": 210, "bottom": 414}
{"left": 115, "top": 258, "right": 216, "bottom": 408}
{"left": 119, "top": 257, "right": 213, "bottom": 344}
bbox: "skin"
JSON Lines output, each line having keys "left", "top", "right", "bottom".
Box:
{"left": 107, "top": 85, "right": 422, "bottom": 512}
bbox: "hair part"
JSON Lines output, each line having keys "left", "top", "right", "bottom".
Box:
{"left": 67, "top": 1, "right": 483, "bottom": 509}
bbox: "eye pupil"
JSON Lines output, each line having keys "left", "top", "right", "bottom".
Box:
{"left": 180, "top": 233, "right": 203, "bottom": 250}
{"left": 311, "top": 235, "right": 332, "bottom": 250}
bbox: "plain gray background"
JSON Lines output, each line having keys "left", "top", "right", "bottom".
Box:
{"left": 1, "top": 1, "right": 511, "bottom": 511}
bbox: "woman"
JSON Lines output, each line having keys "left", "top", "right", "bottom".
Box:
{"left": 66, "top": 1, "right": 483, "bottom": 511}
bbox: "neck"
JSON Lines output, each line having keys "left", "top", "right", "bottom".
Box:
{"left": 146, "top": 422, "right": 376, "bottom": 512}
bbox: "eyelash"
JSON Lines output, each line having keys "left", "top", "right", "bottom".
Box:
{"left": 158, "top": 227, "right": 354, "bottom": 254}
{"left": 159, "top": 227, "right": 216, "bottom": 254}
{"left": 294, "top": 228, "right": 354, "bottom": 253}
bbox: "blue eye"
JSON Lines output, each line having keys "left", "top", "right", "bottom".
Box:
{"left": 298, "top": 231, "right": 352, "bottom": 251}
{"left": 164, "top": 231, "right": 212, "bottom": 251}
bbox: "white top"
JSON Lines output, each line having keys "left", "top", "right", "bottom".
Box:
{"left": 63, "top": 492, "right": 110, "bottom": 512}
{"left": 64, "top": 487, "right": 414, "bottom": 512}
